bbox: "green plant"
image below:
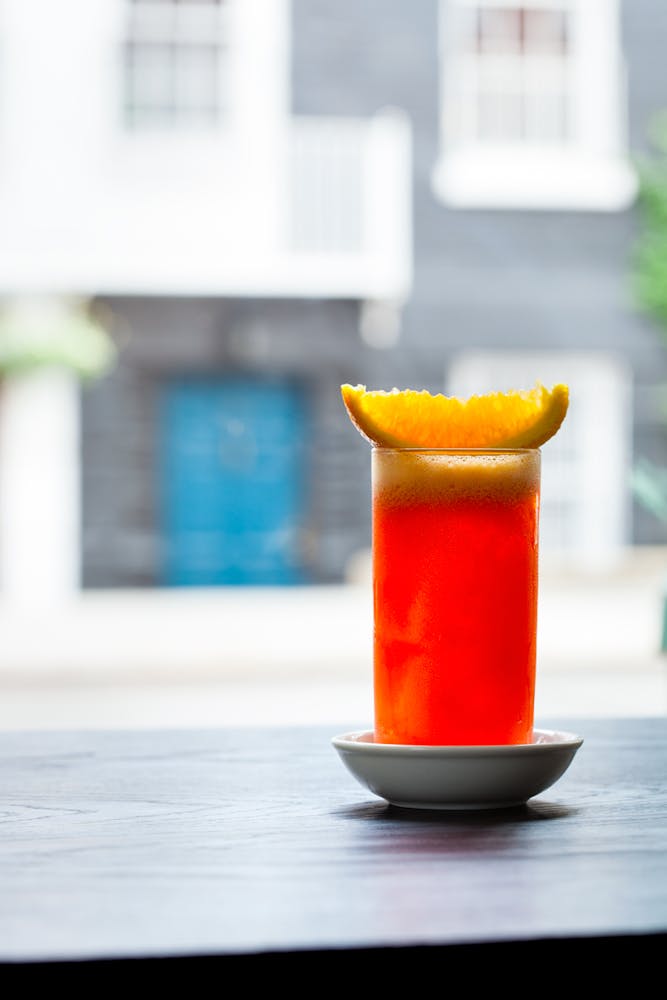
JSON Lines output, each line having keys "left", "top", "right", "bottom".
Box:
{"left": 631, "top": 112, "right": 667, "bottom": 530}
{"left": 633, "top": 111, "right": 667, "bottom": 330}
{"left": 0, "top": 298, "right": 117, "bottom": 381}
{"left": 631, "top": 456, "right": 667, "bottom": 524}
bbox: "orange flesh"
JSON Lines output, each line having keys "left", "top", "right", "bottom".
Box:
{"left": 341, "top": 382, "right": 569, "bottom": 450}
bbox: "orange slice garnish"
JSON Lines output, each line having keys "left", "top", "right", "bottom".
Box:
{"left": 341, "top": 382, "right": 569, "bottom": 449}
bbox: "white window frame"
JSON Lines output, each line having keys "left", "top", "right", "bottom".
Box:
{"left": 122, "top": 0, "right": 232, "bottom": 131}
{"left": 117, "top": 0, "right": 290, "bottom": 137}
{"left": 432, "top": 0, "right": 637, "bottom": 211}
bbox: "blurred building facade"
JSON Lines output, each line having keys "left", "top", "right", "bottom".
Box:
{"left": 0, "top": 0, "right": 665, "bottom": 598}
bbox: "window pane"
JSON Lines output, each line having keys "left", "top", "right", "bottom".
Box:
{"left": 451, "top": 3, "right": 573, "bottom": 147}
{"left": 128, "top": 105, "right": 174, "bottom": 129}
{"left": 174, "top": 44, "right": 220, "bottom": 112}
{"left": 477, "top": 59, "right": 524, "bottom": 141}
{"left": 478, "top": 91, "right": 523, "bottom": 142}
{"left": 131, "top": 0, "right": 224, "bottom": 6}
{"left": 477, "top": 8, "right": 522, "bottom": 54}
{"left": 523, "top": 57, "right": 571, "bottom": 142}
{"left": 126, "top": 43, "right": 173, "bottom": 114}
{"left": 524, "top": 9, "right": 569, "bottom": 54}
{"left": 524, "top": 92, "right": 569, "bottom": 142}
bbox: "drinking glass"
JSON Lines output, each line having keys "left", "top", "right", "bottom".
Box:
{"left": 372, "top": 447, "right": 541, "bottom": 746}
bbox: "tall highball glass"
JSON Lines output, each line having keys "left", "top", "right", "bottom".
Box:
{"left": 372, "top": 447, "right": 541, "bottom": 746}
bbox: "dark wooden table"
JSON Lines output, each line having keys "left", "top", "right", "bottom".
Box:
{"left": 0, "top": 717, "right": 665, "bottom": 983}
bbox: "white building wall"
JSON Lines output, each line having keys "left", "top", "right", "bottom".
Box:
{"left": 0, "top": 368, "right": 80, "bottom": 606}
{"left": 0, "top": 0, "right": 412, "bottom": 300}
{"left": 0, "top": 0, "right": 413, "bottom": 602}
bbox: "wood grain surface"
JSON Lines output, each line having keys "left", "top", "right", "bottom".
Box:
{"left": 0, "top": 717, "right": 665, "bottom": 980}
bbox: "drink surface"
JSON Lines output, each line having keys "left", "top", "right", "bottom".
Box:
{"left": 372, "top": 449, "right": 540, "bottom": 746}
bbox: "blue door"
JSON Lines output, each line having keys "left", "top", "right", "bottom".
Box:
{"left": 160, "top": 378, "right": 308, "bottom": 586}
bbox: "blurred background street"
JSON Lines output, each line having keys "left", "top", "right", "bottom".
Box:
{"left": 1, "top": 1, "right": 667, "bottom": 733}
{"left": 1, "top": 545, "right": 665, "bottom": 730}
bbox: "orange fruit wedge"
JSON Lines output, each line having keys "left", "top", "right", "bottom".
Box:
{"left": 341, "top": 381, "right": 569, "bottom": 449}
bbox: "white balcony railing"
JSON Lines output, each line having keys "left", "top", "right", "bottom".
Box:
{"left": 0, "top": 111, "right": 413, "bottom": 301}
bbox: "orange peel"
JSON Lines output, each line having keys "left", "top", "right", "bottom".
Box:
{"left": 341, "top": 381, "right": 569, "bottom": 449}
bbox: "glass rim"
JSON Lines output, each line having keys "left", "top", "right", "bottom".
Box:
{"left": 372, "top": 446, "right": 540, "bottom": 455}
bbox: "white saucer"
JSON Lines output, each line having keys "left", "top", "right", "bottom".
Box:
{"left": 331, "top": 728, "right": 584, "bottom": 810}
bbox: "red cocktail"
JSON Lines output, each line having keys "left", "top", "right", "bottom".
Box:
{"left": 372, "top": 448, "right": 540, "bottom": 745}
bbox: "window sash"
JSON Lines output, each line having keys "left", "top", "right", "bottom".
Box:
{"left": 446, "top": 2, "right": 574, "bottom": 148}
{"left": 123, "top": 0, "right": 229, "bottom": 129}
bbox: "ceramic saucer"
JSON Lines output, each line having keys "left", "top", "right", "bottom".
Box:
{"left": 331, "top": 728, "right": 584, "bottom": 810}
